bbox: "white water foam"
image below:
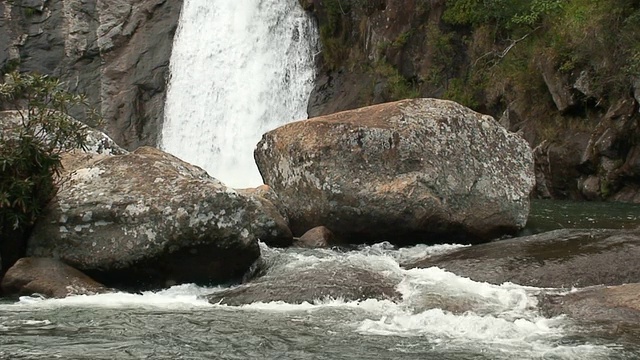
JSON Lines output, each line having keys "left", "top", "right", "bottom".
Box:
{"left": 219, "top": 245, "right": 615, "bottom": 358}
{"left": 0, "top": 244, "right": 618, "bottom": 358}
{"left": 2, "top": 284, "right": 215, "bottom": 310}
{"left": 357, "top": 241, "right": 469, "bottom": 266}
{"left": 161, "top": 0, "right": 318, "bottom": 188}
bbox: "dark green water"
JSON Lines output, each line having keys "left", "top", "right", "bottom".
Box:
{"left": 525, "top": 199, "right": 640, "bottom": 233}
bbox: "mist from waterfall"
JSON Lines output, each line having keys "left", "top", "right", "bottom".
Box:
{"left": 161, "top": 0, "right": 318, "bottom": 188}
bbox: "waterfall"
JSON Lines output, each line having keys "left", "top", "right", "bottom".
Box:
{"left": 161, "top": 0, "right": 318, "bottom": 188}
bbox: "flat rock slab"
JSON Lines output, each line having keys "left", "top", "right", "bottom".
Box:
{"left": 408, "top": 228, "right": 640, "bottom": 288}
{"left": 539, "top": 283, "right": 640, "bottom": 346}
{"left": 207, "top": 263, "right": 401, "bottom": 305}
{"left": 540, "top": 283, "right": 640, "bottom": 324}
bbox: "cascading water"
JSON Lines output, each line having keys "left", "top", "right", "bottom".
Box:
{"left": 161, "top": 0, "right": 318, "bottom": 188}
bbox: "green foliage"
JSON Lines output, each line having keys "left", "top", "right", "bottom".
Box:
{"left": 318, "top": 0, "right": 352, "bottom": 69}
{"left": 0, "top": 71, "right": 92, "bottom": 238}
{"left": 443, "top": 0, "right": 563, "bottom": 31}
{"left": 375, "top": 61, "right": 419, "bottom": 100}
{"left": 423, "top": 25, "right": 456, "bottom": 89}
{"left": 1, "top": 59, "right": 20, "bottom": 75}
{"left": 439, "top": 0, "right": 640, "bottom": 114}
{"left": 391, "top": 31, "right": 413, "bottom": 48}
{"left": 23, "top": 6, "right": 38, "bottom": 17}
{"left": 443, "top": 77, "right": 480, "bottom": 109}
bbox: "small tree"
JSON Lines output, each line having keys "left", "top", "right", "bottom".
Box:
{"left": 0, "top": 71, "right": 95, "bottom": 274}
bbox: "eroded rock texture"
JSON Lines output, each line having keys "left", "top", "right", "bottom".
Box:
{"left": 256, "top": 98, "right": 535, "bottom": 245}
{"left": 0, "top": 0, "right": 183, "bottom": 149}
{"left": 409, "top": 228, "right": 640, "bottom": 288}
{"left": 2, "top": 257, "right": 108, "bottom": 298}
{"left": 27, "top": 147, "right": 264, "bottom": 289}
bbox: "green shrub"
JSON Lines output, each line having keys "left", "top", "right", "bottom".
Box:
{"left": 0, "top": 71, "right": 94, "bottom": 272}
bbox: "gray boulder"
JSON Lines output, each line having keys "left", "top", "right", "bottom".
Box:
{"left": 409, "top": 228, "right": 640, "bottom": 288}
{"left": 236, "top": 185, "right": 293, "bottom": 247}
{"left": 2, "top": 257, "right": 108, "bottom": 298}
{"left": 27, "top": 147, "right": 263, "bottom": 289}
{"left": 255, "top": 98, "right": 535, "bottom": 245}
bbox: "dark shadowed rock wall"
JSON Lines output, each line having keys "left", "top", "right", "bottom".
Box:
{"left": 301, "top": 0, "right": 640, "bottom": 203}
{"left": 0, "top": 0, "right": 183, "bottom": 150}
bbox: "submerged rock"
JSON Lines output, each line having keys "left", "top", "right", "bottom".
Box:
{"left": 27, "top": 147, "right": 262, "bottom": 289}
{"left": 255, "top": 98, "right": 535, "bottom": 245}
{"left": 207, "top": 248, "right": 401, "bottom": 305}
{"left": 539, "top": 283, "right": 640, "bottom": 345}
{"left": 540, "top": 283, "right": 640, "bottom": 324}
{"left": 1, "top": 257, "right": 108, "bottom": 298}
{"left": 409, "top": 228, "right": 640, "bottom": 288}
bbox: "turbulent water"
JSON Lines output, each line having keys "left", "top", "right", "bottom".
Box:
{"left": 1, "top": 242, "right": 639, "bottom": 360}
{"left": 161, "top": 0, "right": 318, "bottom": 188}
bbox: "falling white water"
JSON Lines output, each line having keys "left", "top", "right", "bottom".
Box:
{"left": 161, "top": 0, "right": 318, "bottom": 188}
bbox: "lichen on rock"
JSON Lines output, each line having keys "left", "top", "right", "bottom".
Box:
{"left": 255, "top": 98, "right": 535, "bottom": 245}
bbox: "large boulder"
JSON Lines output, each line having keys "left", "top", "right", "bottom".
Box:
{"left": 27, "top": 147, "right": 265, "bottom": 289}
{"left": 255, "top": 98, "right": 535, "bottom": 245}
{"left": 2, "top": 257, "right": 108, "bottom": 298}
{"left": 0, "top": 110, "right": 126, "bottom": 275}
{"left": 408, "top": 228, "right": 640, "bottom": 288}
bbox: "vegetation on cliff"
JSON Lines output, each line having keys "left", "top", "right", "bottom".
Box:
{"left": 0, "top": 71, "right": 92, "bottom": 273}
{"left": 304, "top": 0, "right": 640, "bottom": 202}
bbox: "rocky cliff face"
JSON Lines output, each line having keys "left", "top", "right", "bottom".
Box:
{"left": 301, "top": 0, "right": 640, "bottom": 203}
{"left": 0, "top": 0, "right": 182, "bottom": 150}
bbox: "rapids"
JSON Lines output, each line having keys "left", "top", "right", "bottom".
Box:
{"left": 1, "top": 243, "right": 638, "bottom": 359}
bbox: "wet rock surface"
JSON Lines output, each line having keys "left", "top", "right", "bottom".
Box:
{"left": 1, "top": 257, "right": 108, "bottom": 298}
{"left": 27, "top": 147, "right": 264, "bottom": 289}
{"left": 540, "top": 283, "right": 640, "bottom": 324}
{"left": 539, "top": 283, "right": 640, "bottom": 346}
{"left": 294, "top": 226, "right": 335, "bottom": 248}
{"left": 256, "top": 98, "right": 535, "bottom": 245}
{"left": 207, "top": 262, "right": 400, "bottom": 306}
{"left": 409, "top": 228, "right": 640, "bottom": 288}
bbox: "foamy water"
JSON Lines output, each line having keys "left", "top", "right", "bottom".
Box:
{"left": 0, "top": 244, "right": 631, "bottom": 359}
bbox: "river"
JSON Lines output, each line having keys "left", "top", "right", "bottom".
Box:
{"left": 1, "top": 200, "right": 640, "bottom": 359}
{"left": 5, "top": 0, "right": 637, "bottom": 357}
